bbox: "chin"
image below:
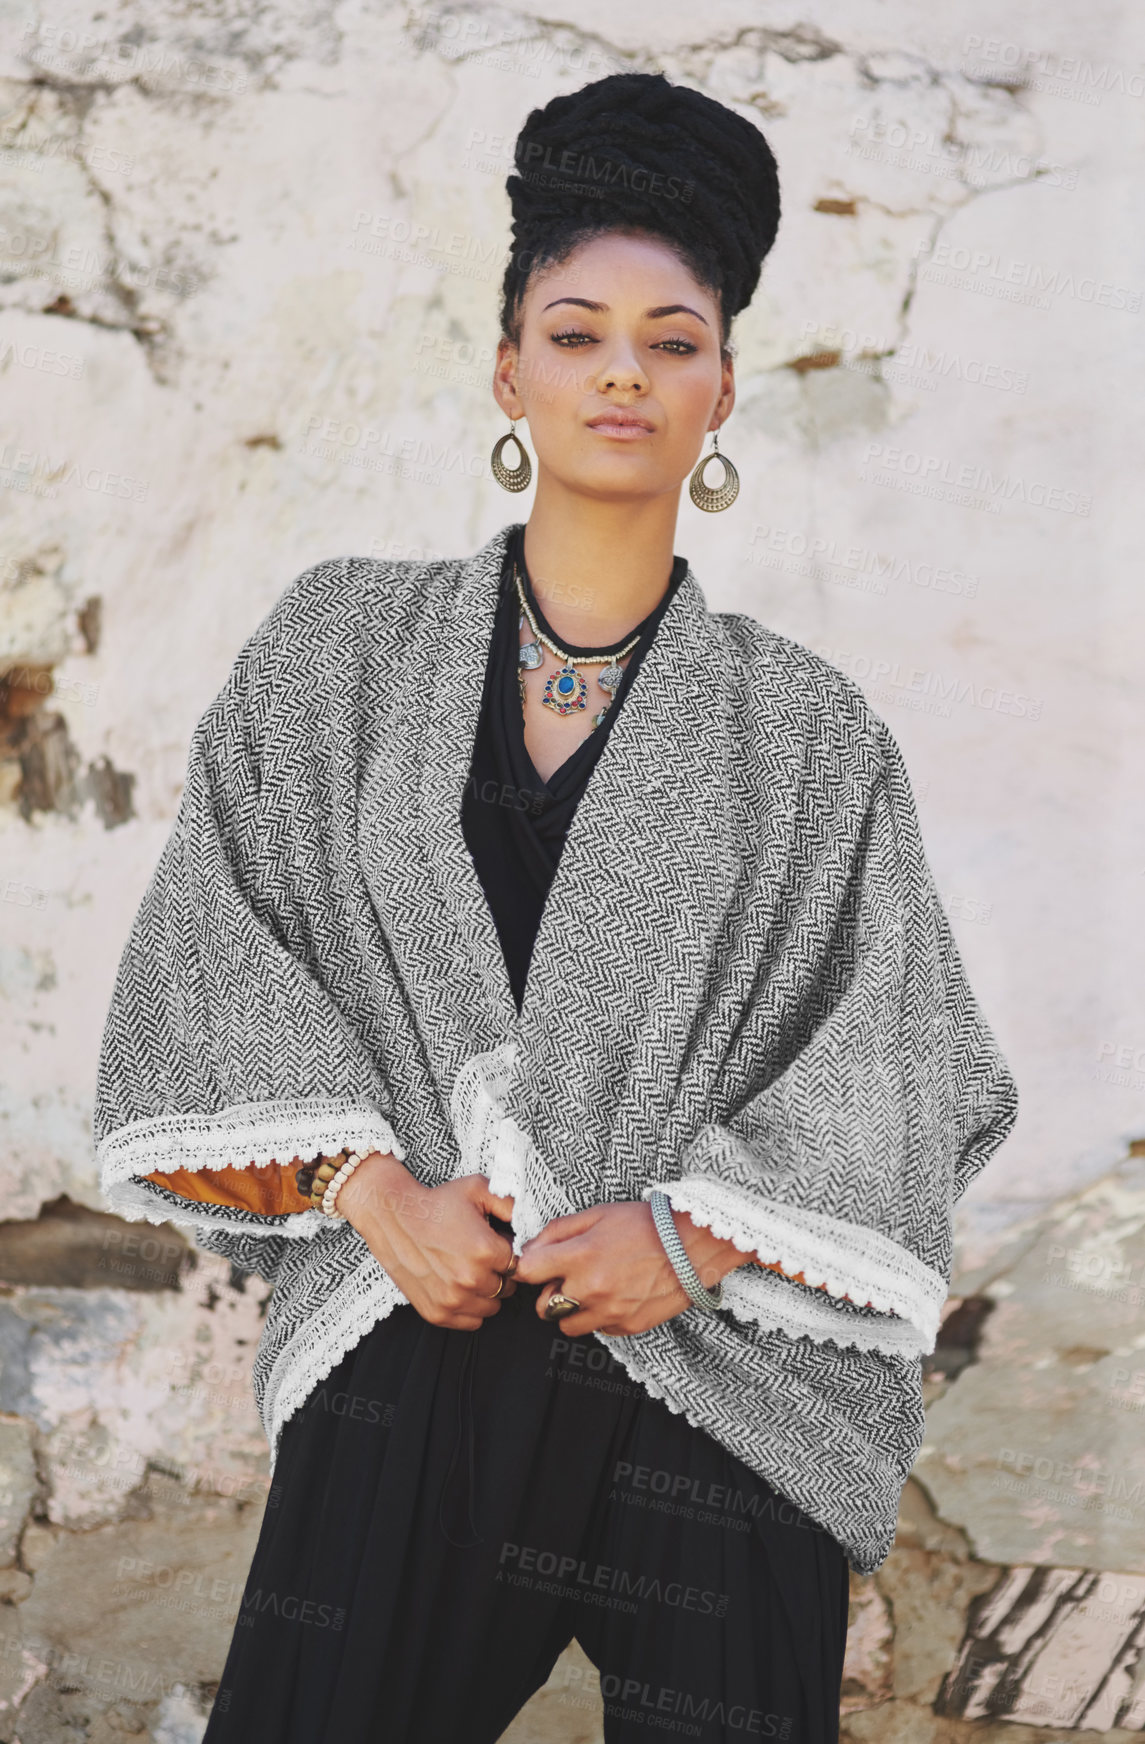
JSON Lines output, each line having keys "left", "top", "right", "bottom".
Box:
{"left": 558, "top": 459, "right": 672, "bottom": 499}
{"left": 570, "top": 478, "right": 669, "bottom": 506}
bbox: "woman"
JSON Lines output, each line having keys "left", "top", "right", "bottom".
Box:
{"left": 94, "top": 72, "right": 1018, "bottom": 1744}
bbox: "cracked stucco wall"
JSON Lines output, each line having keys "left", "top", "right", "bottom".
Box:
{"left": 0, "top": 3, "right": 1139, "bottom": 1740}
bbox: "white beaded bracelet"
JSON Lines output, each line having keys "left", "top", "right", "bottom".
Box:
{"left": 321, "top": 1149, "right": 371, "bottom": 1218}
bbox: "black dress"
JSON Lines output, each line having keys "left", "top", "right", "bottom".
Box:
{"left": 201, "top": 530, "right": 851, "bottom": 1744}
{"left": 460, "top": 522, "right": 687, "bottom": 1013}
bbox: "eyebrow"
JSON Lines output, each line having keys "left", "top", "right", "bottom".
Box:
{"left": 541, "top": 296, "right": 709, "bottom": 327}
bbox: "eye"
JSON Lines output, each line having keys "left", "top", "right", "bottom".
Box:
{"left": 547, "top": 328, "right": 698, "bottom": 354}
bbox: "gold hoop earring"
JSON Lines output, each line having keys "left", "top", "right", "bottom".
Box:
{"left": 491, "top": 418, "right": 532, "bottom": 492}
{"left": 688, "top": 429, "right": 739, "bottom": 512}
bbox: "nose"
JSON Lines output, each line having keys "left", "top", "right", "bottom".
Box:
{"left": 590, "top": 340, "right": 649, "bottom": 397}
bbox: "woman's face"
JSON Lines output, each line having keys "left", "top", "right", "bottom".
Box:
{"left": 493, "top": 230, "right": 735, "bottom": 505}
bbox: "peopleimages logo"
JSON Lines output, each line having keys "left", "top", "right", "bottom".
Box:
{"left": 598, "top": 1674, "right": 793, "bottom": 1736}
{"left": 950, "top": 34, "right": 1145, "bottom": 103}
{"left": 497, "top": 1542, "right": 729, "bottom": 1615}
{"left": 237, "top": 1588, "right": 346, "bottom": 1629}
{"left": 916, "top": 239, "right": 1141, "bottom": 312}
{"left": 748, "top": 524, "right": 982, "bottom": 597}
{"left": 518, "top": 141, "right": 694, "bottom": 203}
{"left": 860, "top": 443, "right": 1091, "bottom": 517}
{"left": 846, "top": 118, "right": 1078, "bottom": 189}
{"left": 812, "top": 644, "right": 1045, "bottom": 721}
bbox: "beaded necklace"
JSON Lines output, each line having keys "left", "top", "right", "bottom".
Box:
{"left": 513, "top": 564, "right": 643, "bottom": 730}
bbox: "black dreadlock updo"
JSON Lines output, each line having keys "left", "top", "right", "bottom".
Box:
{"left": 500, "top": 71, "right": 781, "bottom": 354}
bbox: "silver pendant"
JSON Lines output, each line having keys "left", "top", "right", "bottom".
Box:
{"left": 597, "top": 660, "right": 624, "bottom": 696}
{"left": 518, "top": 615, "right": 544, "bottom": 670}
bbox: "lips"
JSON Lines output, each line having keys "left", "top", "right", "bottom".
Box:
{"left": 586, "top": 409, "right": 655, "bottom": 434}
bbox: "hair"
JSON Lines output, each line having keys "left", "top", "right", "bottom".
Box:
{"left": 500, "top": 71, "right": 781, "bottom": 355}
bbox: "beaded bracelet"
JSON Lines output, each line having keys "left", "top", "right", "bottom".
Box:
{"left": 294, "top": 1154, "right": 327, "bottom": 1201}
{"left": 294, "top": 1148, "right": 372, "bottom": 1218}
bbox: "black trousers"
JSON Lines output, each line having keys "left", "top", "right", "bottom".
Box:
{"left": 203, "top": 1271, "right": 851, "bottom": 1744}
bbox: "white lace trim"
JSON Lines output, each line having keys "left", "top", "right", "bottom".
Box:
{"left": 448, "top": 1045, "right": 936, "bottom": 1358}
{"left": 647, "top": 1174, "right": 945, "bottom": 1351}
{"left": 718, "top": 1265, "right": 929, "bottom": 1358}
{"left": 97, "top": 1098, "right": 405, "bottom": 1237}
{"left": 262, "top": 1259, "right": 408, "bottom": 1465}
{"left": 99, "top": 1175, "right": 329, "bottom": 1240}
{"left": 449, "top": 1038, "right": 577, "bottom": 1246}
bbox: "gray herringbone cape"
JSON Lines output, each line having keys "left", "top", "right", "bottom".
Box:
{"left": 94, "top": 521, "right": 1018, "bottom": 1573}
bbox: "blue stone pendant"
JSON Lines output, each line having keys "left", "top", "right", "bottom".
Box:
{"left": 542, "top": 663, "right": 588, "bottom": 715}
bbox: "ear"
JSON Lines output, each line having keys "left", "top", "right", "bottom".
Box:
{"left": 710, "top": 350, "right": 736, "bottom": 432}
{"left": 493, "top": 335, "right": 526, "bottom": 421}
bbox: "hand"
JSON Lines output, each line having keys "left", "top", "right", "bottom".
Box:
{"left": 336, "top": 1153, "right": 518, "bottom": 1330}
{"left": 513, "top": 1200, "right": 741, "bottom": 1337}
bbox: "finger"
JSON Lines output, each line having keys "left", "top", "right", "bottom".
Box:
{"left": 520, "top": 1220, "right": 595, "bottom": 1260}
{"left": 517, "top": 1220, "right": 589, "bottom": 1266}
{"left": 531, "top": 1207, "right": 598, "bottom": 1241}
{"left": 487, "top": 1234, "right": 517, "bottom": 1281}
{"left": 535, "top": 1294, "right": 595, "bottom": 1336}
{"left": 465, "top": 1212, "right": 516, "bottom": 1275}
{"left": 483, "top": 1256, "right": 520, "bottom": 1299}
{"left": 493, "top": 1248, "right": 519, "bottom": 1285}
{"left": 513, "top": 1246, "right": 565, "bottom": 1284}
{"left": 518, "top": 1229, "right": 591, "bottom": 1275}
{"left": 474, "top": 1180, "right": 516, "bottom": 1219}
{"left": 536, "top": 1277, "right": 594, "bottom": 1320}
{"left": 511, "top": 1243, "right": 545, "bottom": 1280}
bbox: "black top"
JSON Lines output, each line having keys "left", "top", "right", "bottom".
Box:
{"left": 461, "top": 525, "right": 687, "bottom": 1012}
